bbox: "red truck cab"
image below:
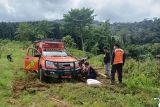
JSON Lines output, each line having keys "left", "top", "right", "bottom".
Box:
{"left": 24, "top": 40, "right": 80, "bottom": 81}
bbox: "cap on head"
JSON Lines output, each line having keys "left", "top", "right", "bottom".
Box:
{"left": 84, "top": 62, "right": 89, "bottom": 66}
{"left": 114, "top": 43, "right": 120, "bottom": 48}
{"left": 103, "top": 47, "right": 108, "bottom": 50}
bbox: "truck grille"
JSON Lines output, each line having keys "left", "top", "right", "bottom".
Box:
{"left": 54, "top": 62, "right": 74, "bottom": 69}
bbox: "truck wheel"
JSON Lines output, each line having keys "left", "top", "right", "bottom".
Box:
{"left": 71, "top": 71, "right": 78, "bottom": 80}
{"left": 38, "top": 68, "right": 50, "bottom": 83}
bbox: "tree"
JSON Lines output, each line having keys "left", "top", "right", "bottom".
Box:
{"left": 15, "top": 22, "right": 35, "bottom": 41}
{"left": 91, "top": 42, "right": 99, "bottom": 55}
{"left": 63, "top": 8, "right": 95, "bottom": 51}
{"left": 84, "top": 21, "right": 111, "bottom": 53}
{"left": 63, "top": 35, "right": 76, "bottom": 48}
{"left": 35, "top": 20, "right": 54, "bottom": 39}
{"left": 15, "top": 21, "right": 54, "bottom": 41}
{"left": 99, "top": 21, "right": 112, "bottom": 51}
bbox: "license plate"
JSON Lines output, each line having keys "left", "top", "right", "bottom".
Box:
{"left": 50, "top": 72, "right": 55, "bottom": 74}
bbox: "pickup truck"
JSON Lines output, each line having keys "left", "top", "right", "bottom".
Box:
{"left": 24, "top": 40, "right": 80, "bottom": 81}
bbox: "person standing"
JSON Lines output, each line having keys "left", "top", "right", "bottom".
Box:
{"left": 111, "top": 44, "right": 125, "bottom": 85}
{"left": 103, "top": 47, "right": 111, "bottom": 79}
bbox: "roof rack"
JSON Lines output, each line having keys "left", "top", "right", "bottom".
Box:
{"left": 34, "top": 39, "right": 63, "bottom": 43}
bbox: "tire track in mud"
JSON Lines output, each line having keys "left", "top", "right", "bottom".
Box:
{"left": 11, "top": 69, "right": 121, "bottom": 107}
{"left": 12, "top": 72, "right": 50, "bottom": 98}
{"left": 11, "top": 71, "right": 111, "bottom": 97}
{"left": 11, "top": 72, "right": 72, "bottom": 106}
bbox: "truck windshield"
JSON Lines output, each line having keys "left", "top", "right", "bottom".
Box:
{"left": 42, "top": 51, "right": 68, "bottom": 57}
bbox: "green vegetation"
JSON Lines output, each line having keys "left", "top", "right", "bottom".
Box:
{"left": 63, "top": 35, "right": 76, "bottom": 48}
{"left": 0, "top": 40, "right": 25, "bottom": 106}
{"left": 0, "top": 7, "right": 160, "bottom": 107}
{"left": 63, "top": 8, "right": 94, "bottom": 51}
{"left": 15, "top": 21, "right": 54, "bottom": 41}
{"left": 0, "top": 8, "right": 160, "bottom": 57}
{"left": 0, "top": 40, "right": 159, "bottom": 107}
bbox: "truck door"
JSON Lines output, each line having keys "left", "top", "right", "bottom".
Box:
{"left": 24, "top": 48, "right": 40, "bottom": 72}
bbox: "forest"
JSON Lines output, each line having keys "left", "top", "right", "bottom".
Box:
{"left": 0, "top": 8, "right": 160, "bottom": 58}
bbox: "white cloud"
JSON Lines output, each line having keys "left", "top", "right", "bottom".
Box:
{"left": 0, "top": 0, "right": 160, "bottom": 22}
{"left": 0, "top": 0, "right": 16, "bottom": 15}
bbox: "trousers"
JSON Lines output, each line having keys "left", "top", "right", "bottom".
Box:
{"left": 111, "top": 63, "right": 123, "bottom": 83}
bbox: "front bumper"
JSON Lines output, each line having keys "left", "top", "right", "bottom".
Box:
{"left": 43, "top": 68, "right": 80, "bottom": 78}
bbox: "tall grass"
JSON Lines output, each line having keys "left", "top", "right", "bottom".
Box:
{"left": 0, "top": 40, "right": 26, "bottom": 106}
{"left": 0, "top": 40, "right": 159, "bottom": 107}
{"left": 124, "top": 58, "right": 160, "bottom": 96}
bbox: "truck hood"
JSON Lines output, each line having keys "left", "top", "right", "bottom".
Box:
{"left": 42, "top": 56, "right": 78, "bottom": 62}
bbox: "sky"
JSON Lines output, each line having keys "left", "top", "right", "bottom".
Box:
{"left": 0, "top": 0, "right": 160, "bottom": 23}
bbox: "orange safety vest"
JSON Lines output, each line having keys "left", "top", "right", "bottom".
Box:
{"left": 113, "top": 48, "right": 124, "bottom": 64}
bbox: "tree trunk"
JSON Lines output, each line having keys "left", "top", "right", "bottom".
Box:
{"left": 80, "top": 26, "right": 85, "bottom": 51}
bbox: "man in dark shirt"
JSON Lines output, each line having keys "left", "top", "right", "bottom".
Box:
{"left": 84, "top": 62, "right": 97, "bottom": 79}
{"left": 103, "top": 47, "right": 111, "bottom": 79}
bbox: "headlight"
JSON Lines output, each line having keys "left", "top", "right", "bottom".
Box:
{"left": 75, "top": 61, "right": 79, "bottom": 65}
{"left": 46, "top": 61, "right": 54, "bottom": 66}
{"left": 75, "top": 61, "right": 79, "bottom": 67}
{"left": 70, "top": 63, "right": 74, "bottom": 66}
{"left": 70, "top": 61, "right": 79, "bottom": 66}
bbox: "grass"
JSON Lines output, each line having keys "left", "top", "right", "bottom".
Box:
{"left": 67, "top": 48, "right": 94, "bottom": 59}
{"left": 0, "top": 40, "right": 160, "bottom": 107}
{"left": 0, "top": 41, "right": 25, "bottom": 107}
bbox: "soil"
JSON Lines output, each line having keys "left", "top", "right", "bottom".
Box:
{"left": 11, "top": 70, "right": 112, "bottom": 107}
{"left": 12, "top": 72, "right": 50, "bottom": 98}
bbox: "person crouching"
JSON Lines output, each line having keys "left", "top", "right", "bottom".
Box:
{"left": 84, "top": 62, "right": 97, "bottom": 79}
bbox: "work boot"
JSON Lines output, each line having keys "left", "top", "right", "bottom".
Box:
{"left": 111, "top": 81, "right": 115, "bottom": 85}
{"left": 106, "top": 76, "right": 110, "bottom": 79}
{"left": 119, "top": 80, "right": 122, "bottom": 84}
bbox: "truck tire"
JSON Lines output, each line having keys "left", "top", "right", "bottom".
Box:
{"left": 71, "top": 71, "right": 79, "bottom": 80}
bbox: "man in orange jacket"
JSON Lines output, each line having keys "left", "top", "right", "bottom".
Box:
{"left": 111, "top": 44, "right": 125, "bottom": 85}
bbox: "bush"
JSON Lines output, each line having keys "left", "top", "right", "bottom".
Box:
{"left": 124, "top": 58, "right": 160, "bottom": 93}
{"left": 125, "top": 43, "right": 160, "bottom": 59}
{"left": 63, "top": 35, "right": 76, "bottom": 48}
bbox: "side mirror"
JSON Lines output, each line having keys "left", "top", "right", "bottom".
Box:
{"left": 34, "top": 54, "right": 41, "bottom": 57}
{"left": 34, "top": 48, "right": 41, "bottom": 57}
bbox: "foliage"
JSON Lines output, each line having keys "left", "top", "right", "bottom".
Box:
{"left": 125, "top": 43, "right": 160, "bottom": 59}
{"left": 35, "top": 20, "right": 54, "bottom": 39}
{"left": 0, "top": 22, "right": 17, "bottom": 40}
{"left": 63, "top": 8, "right": 95, "bottom": 51}
{"left": 111, "top": 18, "right": 160, "bottom": 45}
{"left": 84, "top": 21, "right": 112, "bottom": 53}
{"left": 0, "top": 10, "right": 160, "bottom": 56}
{"left": 15, "top": 22, "right": 35, "bottom": 41}
{"left": 124, "top": 58, "right": 160, "bottom": 94}
{"left": 63, "top": 35, "right": 76, "bottom": 48}
{"left": 15, "top": 21, "right": 54, "bottom": 41}
{"left": 67, "top": 48, "right": 93, "bottom": 59}
{"left": 0, "top": 8, "right": 160, "bottom": 58}
{"left": 91, "top": 42, "right": 99, "bottom": 55}
{"left": 88, "top": 54, "right": 104, "bottom": 67}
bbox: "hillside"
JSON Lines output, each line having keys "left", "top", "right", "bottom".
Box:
{"left": 1, "top": 18, "right": 160, "bottom": 45}
{"left": 0, "top": 40, "right": 160, "bottom": 107}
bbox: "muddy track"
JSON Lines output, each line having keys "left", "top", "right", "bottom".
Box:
{"left": 12, "top": 71, "right": 110, "bottom": 96}
{"left": 11, "top": 71, "right": 112, "bottom": 107}
{"left": 12, "top": 72, "right": 50, "bottom": 98}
